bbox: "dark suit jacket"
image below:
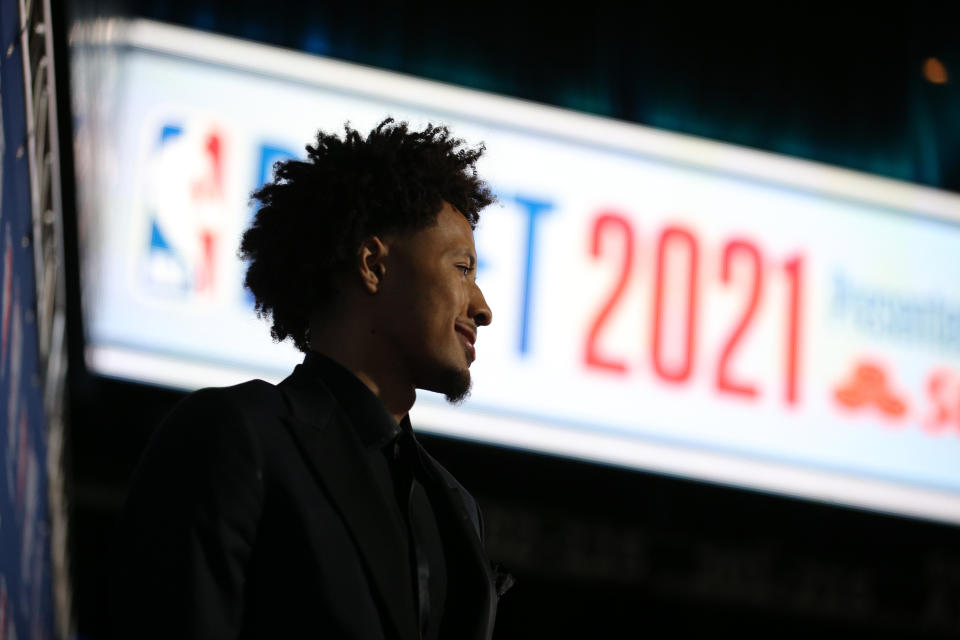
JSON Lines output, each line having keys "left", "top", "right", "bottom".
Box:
{"left": 109, "top": 359, "right": 500, "bottom": 639}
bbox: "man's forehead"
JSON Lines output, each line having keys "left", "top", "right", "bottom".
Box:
{"left": 391, "top": 211, "right": 475, "bottom": 254}
{"left": 431, "top": 206, "right": 475, "bottom": 242}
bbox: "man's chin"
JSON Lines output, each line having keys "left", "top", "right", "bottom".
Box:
{"left": 420, "top": 366, "right": 472, "bottom": 405}
{"left": 443, "top": 374, "right": 472, "bottom": 405}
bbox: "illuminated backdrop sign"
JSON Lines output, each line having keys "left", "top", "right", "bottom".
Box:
{"left": 76, "top": 20, "right": 960, "bottom": 525}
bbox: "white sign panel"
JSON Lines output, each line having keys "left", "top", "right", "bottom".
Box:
{"left": 76, "top": 20, "right": 960, "bottom": 524}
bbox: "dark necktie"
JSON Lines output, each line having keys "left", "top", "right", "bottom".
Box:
{"left": 391, "top": 430, "right": 430, "bottom": 639}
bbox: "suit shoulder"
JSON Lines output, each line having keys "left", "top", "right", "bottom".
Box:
{"left": 146, "top": 379, "right": 286, "bottom": 458}
{"left": 185, "top": 378, "right": 283, "bottom": 408}
{"left": 172, "top": 379, "right": 287, "bottom": 423}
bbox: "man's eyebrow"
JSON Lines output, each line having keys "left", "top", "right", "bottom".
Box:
{"left": 454, "top": 248, "right": 476, "bottom": 267}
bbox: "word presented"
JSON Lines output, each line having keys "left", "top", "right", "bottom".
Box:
{"left": 832, "top": 273, "right": 960, "bottom": 354}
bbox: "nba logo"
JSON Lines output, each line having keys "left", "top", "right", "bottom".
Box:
{"left": 139, "top": 119, "right": 230, "bottom": 299}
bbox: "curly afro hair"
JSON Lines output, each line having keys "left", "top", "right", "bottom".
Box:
{"left": 238, "top": 118, "right": 494, "bottom": 353}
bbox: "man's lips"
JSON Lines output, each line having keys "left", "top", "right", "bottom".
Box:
{"left": 455, "top": 324, "right": 477, "bottom": 345}
{"left": 455, "top": 324, "right": 477, "bottom": 362}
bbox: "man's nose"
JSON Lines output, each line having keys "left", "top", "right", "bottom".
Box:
{"left": 470, "top": 283, "right": 492, "bottom": 327}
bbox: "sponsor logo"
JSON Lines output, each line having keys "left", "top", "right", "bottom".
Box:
{"left": 834, "top": 360, "right": 907, "bottom": 419}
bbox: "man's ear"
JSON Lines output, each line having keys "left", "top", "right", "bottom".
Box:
{"left": 357, "top": 235, "right": 389, "bottom": 294}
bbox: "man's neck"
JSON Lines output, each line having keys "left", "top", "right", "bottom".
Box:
{"left": 307, "top": 344, "right": 415, "bottom": 424}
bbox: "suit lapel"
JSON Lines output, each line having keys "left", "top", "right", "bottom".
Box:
{"left": 278, "top": 367, "right": 419, "bottom": 640}
{"left": 418, "top": 448, "right": 497, "bottom": 640}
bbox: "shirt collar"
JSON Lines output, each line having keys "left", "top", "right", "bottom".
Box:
{"left": 301, "top": 351, "right": 404, "bottom": 450}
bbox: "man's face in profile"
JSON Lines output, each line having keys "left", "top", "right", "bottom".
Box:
{"left": 379, "top": 202, "right": 492, "bottom": 403}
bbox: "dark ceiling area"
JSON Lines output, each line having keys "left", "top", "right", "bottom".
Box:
{"left": 89, "top": 1, "right": 960, "bottom": 192}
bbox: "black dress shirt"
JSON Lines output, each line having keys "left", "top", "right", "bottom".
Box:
{"left": 304, "top": 352, "right": 447, "bottom": 640}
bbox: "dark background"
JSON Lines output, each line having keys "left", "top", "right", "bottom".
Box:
{"left": 60, "top": 1, "right": 960, "bottom": 637}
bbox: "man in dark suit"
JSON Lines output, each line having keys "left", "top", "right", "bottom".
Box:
{"left": 108, "top": 119, "right": 511, "bottom": 638}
